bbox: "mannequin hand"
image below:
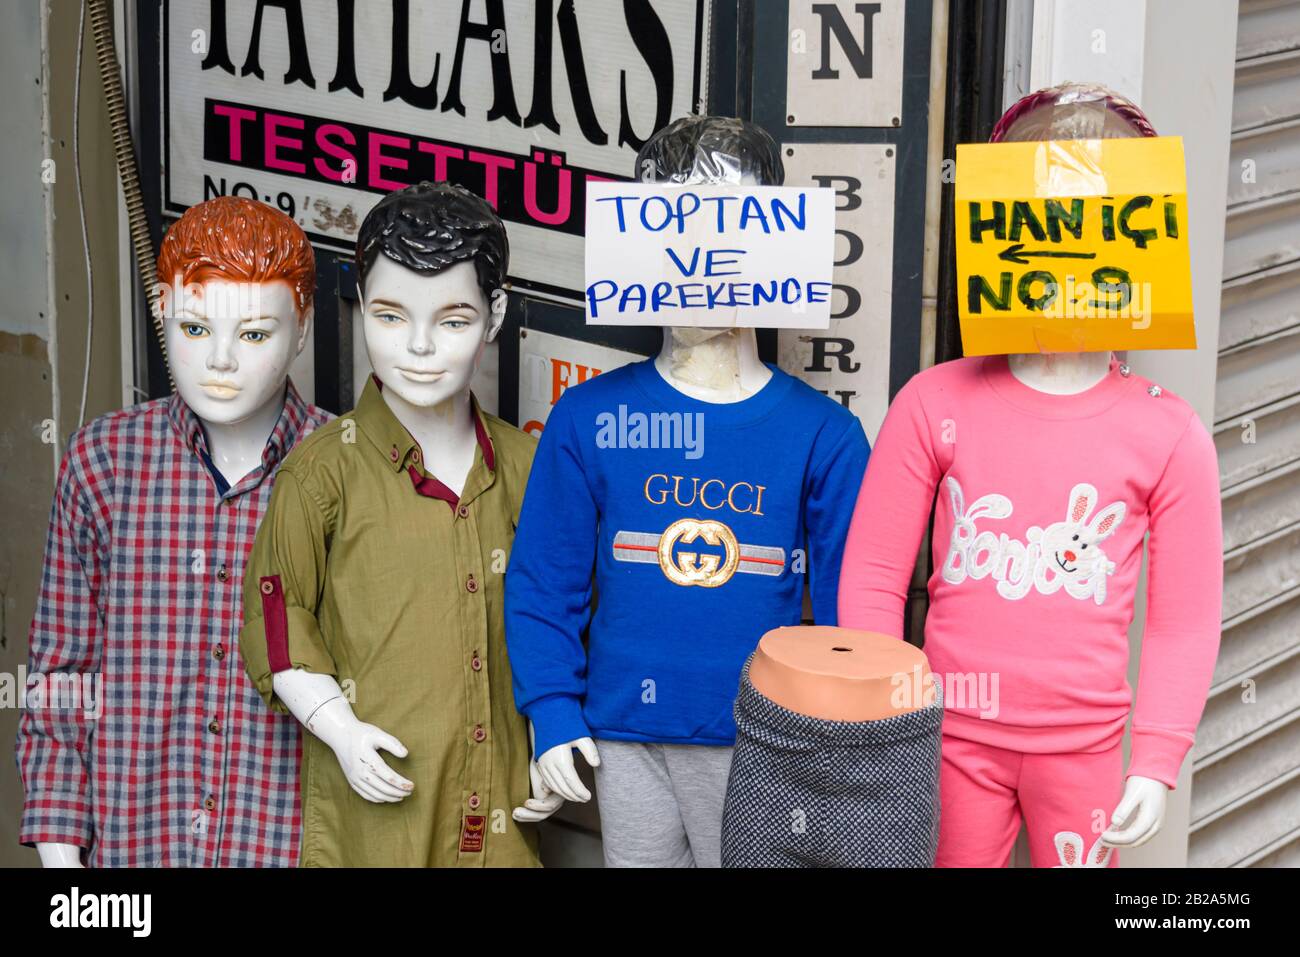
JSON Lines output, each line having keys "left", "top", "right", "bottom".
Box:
{"left": 512, "top": 757, "right": 565, "bottom": 823}
{"left": 328, "top": 713, "right": 415, "bottom": 804}
{"left": 36, "top": 842, "right": 84, "bottom": 868}
{"left": 272, "top": 670, "right": 414, "bottom": 803}
{"left": 513, "top": 721, "right": 565, "bottom": 822}
{"left": 1101, "top": 775, "right": 1168, "bottom": 848}
{"left": 536, "top": 737, "right": 601, "bottom": 803}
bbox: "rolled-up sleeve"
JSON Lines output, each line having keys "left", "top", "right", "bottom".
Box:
{"left": 16, "top": 437, "right": 104, "bottom": 849}
{"left": 239, "top": 467, "right": 336, "bottom": 712}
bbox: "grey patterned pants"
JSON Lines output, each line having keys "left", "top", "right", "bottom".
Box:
{"left": 722, "top": 655, "right": 943, "bottom": 867}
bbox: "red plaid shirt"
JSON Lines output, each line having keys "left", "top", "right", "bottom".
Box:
{"left": 15, "top": 382, "right": 331, "bottom": 866}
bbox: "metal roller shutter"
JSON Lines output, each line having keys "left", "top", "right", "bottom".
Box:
{"left": 1190, "top": 0, "right": 1300, "bottom": 868}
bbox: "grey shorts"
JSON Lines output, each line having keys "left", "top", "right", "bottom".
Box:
{"left": 722, "top": 654, "right": 944, "bottom": 867}
{"left": 593, "top": 739, "right": 733, "bottom": 868}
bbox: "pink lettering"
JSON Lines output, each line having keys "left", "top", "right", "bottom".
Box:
{"left": 416, "top": 142, "right": 466, "bottom": 182}
{"left": 264, "top": 113, "right": 306, "bottom": 174}
{"left": 314, "top": 124, "right": 357, "bottom": 182}
{"left": 369, "top": 133, "right": 411, "bottom": 191}
{"left": 523, "top": 150, "right": 572, "bottom": 226}
{"left": 467, "top": 150, "right": 516, "bottom": 209}
{"left": 212, "top": 104, "right": 257, "bottom": 162}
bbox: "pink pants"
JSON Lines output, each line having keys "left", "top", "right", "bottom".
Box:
{"left": 936, "top": 734, "right": 1123, "bottom": 868}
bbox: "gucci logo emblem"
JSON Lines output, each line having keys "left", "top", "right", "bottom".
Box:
{"left": 657, "top": 518, "right": 740, "bottom": 588}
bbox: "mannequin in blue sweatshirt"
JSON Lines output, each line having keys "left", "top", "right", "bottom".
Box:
{"left": 505, "top": 116, "right": 870, "bottom": 867}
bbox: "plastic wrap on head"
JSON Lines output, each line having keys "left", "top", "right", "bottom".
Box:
{"left": 990, "top": 82, "right": 1157, "bottom": 144}
{"left": 634, "top": 114, "right": 785, "bottom": 186}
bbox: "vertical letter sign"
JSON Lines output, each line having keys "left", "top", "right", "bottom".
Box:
{"left": 785, "top": 0, "right": 905, "bottom": 127}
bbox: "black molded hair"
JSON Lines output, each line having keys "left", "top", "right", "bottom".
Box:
{"left": 634, "top": 115, "right": 785, "bottom": 186}
{"left": 355, "top": 181, "right": 509, "bottom": 300}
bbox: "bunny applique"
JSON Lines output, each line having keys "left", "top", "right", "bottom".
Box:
{"left": 942, "top": 477, "right": 1127, "bottom": 605}
{"left": 1053, "top": 830, "right": 1115, "bottom": 868}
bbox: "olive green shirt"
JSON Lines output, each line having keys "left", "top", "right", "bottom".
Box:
{"left": 239, "top": 376, "right": 540, "bottom": 867}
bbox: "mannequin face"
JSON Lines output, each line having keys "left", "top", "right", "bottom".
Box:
{"left": 165, "top": 278, "right": 310, "bottom": 426}
{"left": 361, "top": 258, "right": 504, "bottom": 409}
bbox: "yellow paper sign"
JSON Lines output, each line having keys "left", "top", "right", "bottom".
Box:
{"left": 955, "top": 137, "right": 1195, "bottom": 355}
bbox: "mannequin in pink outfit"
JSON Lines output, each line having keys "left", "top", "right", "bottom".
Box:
{"left": 837, "top": 84, "right": 1223, "bottom": 868}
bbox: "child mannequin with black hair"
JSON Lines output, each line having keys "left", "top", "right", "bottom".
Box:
{"left": 239, "top": 182, "right": 548, "bottom": 867}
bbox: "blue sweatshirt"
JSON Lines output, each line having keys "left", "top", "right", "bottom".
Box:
{"left": 505, "top": 359, "right": 870, "bottom": 756}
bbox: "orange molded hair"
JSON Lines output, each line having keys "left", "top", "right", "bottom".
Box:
{"left": 157, "top": 196, "right": 315, "bottom": 317}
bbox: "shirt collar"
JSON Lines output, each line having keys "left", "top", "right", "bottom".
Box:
{"left": 167, "top": 379, "right": 314, "bottom": 485}
{"left": 167, "top": 389, "right": 208, "bottom": 457}
{"left": 358, "top": 374, "right": 496, "bottom": 474}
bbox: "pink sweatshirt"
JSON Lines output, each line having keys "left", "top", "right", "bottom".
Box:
{"left": 838, "top": 354, "right": 1222, "bottom": 788}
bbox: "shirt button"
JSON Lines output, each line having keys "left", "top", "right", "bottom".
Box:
{"left": 412, "top": 448, "right": 422, "bottom": 464}
{"left": 468, "top": 793, "right": 481, "bottom": 810}
{"left": 216, "top": 565, "right": 229, "bottom": 582}
{"left": 390, "top": 445, "right": 400, "bottom": 462}
{"left": 470, "top": 654, "right": 482, "bottom": 672}
{"left": 260, "top": 580, "right": 274, "bottom": 595}
{"left": 465, "top": 574, "right": 478, "bottom": 594}
{"left": 208, "top": 719, "right": 222, "bottom": 735}
{"left": 212, "top": 645, "right": 226, "bottom": 661}
{"left": 203, "top": 796, "right": 217, "bottom": 812}
{"left": 457, "top": 503, "right": 469, "bottom": 519}
{"left": 473, "top": 725, "right": 487, "bottom": 743}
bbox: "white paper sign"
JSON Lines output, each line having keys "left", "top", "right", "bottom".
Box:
{"left": 584, "top": 183, "right": 836, "bottom": 327}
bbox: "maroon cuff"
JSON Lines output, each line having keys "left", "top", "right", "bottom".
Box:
{"left": 259, "top": 575, "right": 292, "bottom": 673}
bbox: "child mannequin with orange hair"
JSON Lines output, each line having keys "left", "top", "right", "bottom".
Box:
{"left": 17, "top": 196, "right": 331, "bottom": 867}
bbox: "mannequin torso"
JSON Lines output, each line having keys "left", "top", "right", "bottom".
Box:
{"left": 749, "top": 625, "right": 932, "bottom": 721}
{"left": 35, "top": 394, "right": 296, "bottom": 870}
{"left": 1005, "top": 347, "right": 1171, "bottom": 849}
{"left": 533, "top": 324, "right": 775, "bottom": 801}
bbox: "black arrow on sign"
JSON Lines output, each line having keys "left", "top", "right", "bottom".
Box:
{"left": 999, "top": 243, "right": 1099, "bottom": 265}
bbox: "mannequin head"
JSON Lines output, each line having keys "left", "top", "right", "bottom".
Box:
{"left": 992, "top": 84, "right": 1157, "bottom": 366}
{"left": 635, "top": 114, "right": 785, "bottom": 187}
{"left": 355, "top": 181, "right": 508, "bottom": 409}
{"left": 158, "top": 196, "right": 315, "bottom": 426}
{"left": 637, "top": 115, "right": 783, "bottom": 355}
{"left": 992, "top": 82, "right": 1157, "bottom": 144}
